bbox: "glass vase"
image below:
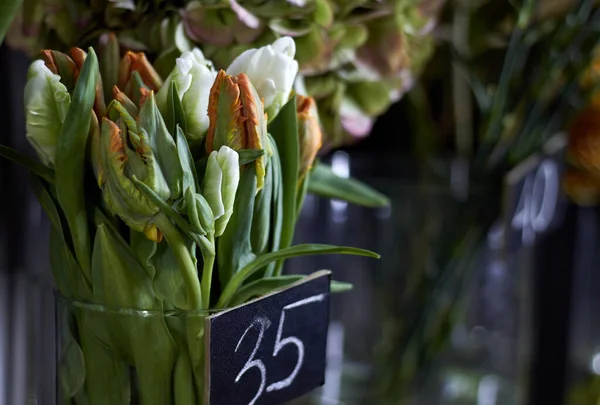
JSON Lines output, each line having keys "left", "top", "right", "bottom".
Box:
{"left": 55, "top": 294, "right": 216, "bottom": 405}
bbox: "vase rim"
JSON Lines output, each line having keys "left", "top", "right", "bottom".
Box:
{"left": 55, "top": 291, "right": 225, "bottom": 317}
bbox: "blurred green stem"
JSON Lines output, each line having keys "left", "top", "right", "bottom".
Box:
{"left": 452, "top": 2, "right": 473, "bottom": 158}
{"left": 0, "top": 0, "right": 23, "bottom": 44}
{"left": 200, "top": 233, "right": 215, "bottom": 309}
{"left": 154, "top": 213, "right": 203, "bottom": 309}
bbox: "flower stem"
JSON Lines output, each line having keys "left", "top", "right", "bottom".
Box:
{"left": 155, "top": 213, "right": 203, "bottom": 309}
{"left": 200, "top": 233, "right": 215, "bottom": 309}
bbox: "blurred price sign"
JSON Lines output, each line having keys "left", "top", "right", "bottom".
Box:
{"left": 504, "top": 134, "right": 568, "bottom": 253}
{"left": 204, "top": 271, "right": 331, "bottom": 405}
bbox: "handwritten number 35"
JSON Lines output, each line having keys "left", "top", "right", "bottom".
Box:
{"left": 234, "top": 294, "right": 325, "bottom": 405}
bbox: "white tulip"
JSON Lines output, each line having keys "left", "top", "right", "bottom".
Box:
{"left": 156, "top": 48, "right": 217, "bottom": 142}
{"left": 226, "top": 36, "right": 299, "bottom": 120}
{"left": 24, "top": 60, "right": 71, "bottom": 168}
{"left": 202, "top": 146, "right": 240, "bottom": 237}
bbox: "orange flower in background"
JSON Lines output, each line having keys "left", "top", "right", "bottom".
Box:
{"left": 296, "top": 95, "right": 323, "bottom": 181}
{"left": 563, "top": 48, "right": 600, "bottom": 206}
{"left": 563, "top": 169, "right": 600, "bottom": 206}
{"left": 567, "top": 107, "right": 600, "bottom": 174}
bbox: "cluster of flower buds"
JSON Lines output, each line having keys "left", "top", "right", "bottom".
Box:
{"left": 9, "top": 0, "right": 444, "bottom": 147}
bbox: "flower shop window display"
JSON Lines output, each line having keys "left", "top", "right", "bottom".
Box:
{"left": 0, "top": 37, "right": 388, "bottom": 404}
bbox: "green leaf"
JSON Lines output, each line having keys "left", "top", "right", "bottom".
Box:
{"left": 238, "top": 149, "right": 266, "bottom": 165}
{"left": 92, "top": 224, "right": 158, "bottom": 310}
{"left": 132, "top": 177, "right": 207, "bottom": 247}
{"left": 449, "top": 44, "right": 491, "bottom": 113}
{"left": 331, "top": 281, "right": 353, "bottom": 293}
{"left": 269, "top": 97, "right": 299, "bottom": 274}
{"left": 91, "top": 206, "right": 125, "bottom": 244}
{"left": 30, "top": 174, "right": 63, "bottom": 238}
{"left": 172, "top": 340, "right": 197, "bottom": 405}
{"left": 154, "top": 47, "right": 181, "bottom": 81}
{"left": 295, "top": 171, "right": 310, "bottom": 220}
{"left": 139, "top": 91, "right": 183, "bottom": 199}
{"left": 49, "top": 229, "right": 77, "bottom": 300}
{"left": 92, "top": 225, "right": 177, "bottom": 405}
{"left": 217, "top": 244, "right": 379, "bottom": 308}
{"left": 54, "top": 47, "right": 99, "bottom": 284}
{"left": 308, "top": 162, "right": 390, "bottom": 207}
{"left": 129, "top": 71, "right": 149, "bottom": 106}
{"left": 153, "top": 212, "right": 204, "bottom": 310}
{"left": 265, "top": 136, "right": 283, "bottom": 277}
{"left": 152, "top": 239, "right": 195, "bottom": 311}
{"left": 130, "top": 230, "right": 158, "bottom": 280}
{"left": 165, "top": 81, "right": 188, "bottom": 137}
{"left": 216, "top": 166, "right": 257, "bottom": 286}
{"left": 176, "top": 125, "right": 198, "bottom": 193}
{"left": 99, "top": 33, "right": 120, "bottom": 104}
{"left": 230, "top": 275, "right": 305, "bottom": 307}
{"left": 32, "top": 173, "right": 92, "bottom": 300}
{"left": 0, "top": 145, "right": 55, "bottom": 183}
{"left": 57, "top": 309, "right": 86, "bottom": 398}
{"left": 0, "top": 0, "right": 22, "bottom": 45}
{"left": 251, "top": 154, "right": 273, "bottom": 256}
{"left": 230, "top": 276, "right": 354, "bottom": 306}
{"left": 77, "top": 314, "right": 131, "bottom": 405}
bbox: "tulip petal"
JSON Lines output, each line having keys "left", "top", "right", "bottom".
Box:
{"left": 156, "top": 49, "right": 216, "bottom": 143}
{"left": 24, "top": 60, "right": 71, "bottom": 167}
{"left": 203, "top": 150, "right": 226, "bottom": 220}
{"left": 215, "top": 146, "right": 240, "bottom": 236}
{"left": 99, "top": 118, "right": 159, "bottom": 234}
{"left": 138, "top": 91, "right": 183, "bottom": 199}
{"left": 225, "top": 36, "right": 298, "bottom": 119}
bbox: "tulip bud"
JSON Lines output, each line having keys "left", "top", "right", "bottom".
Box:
{"left": 296, "top": 95, "right": 322, "bottom": 180}
{"left": 96, "top": 92, "right": 184, "bottom": 242}
{"left": 226, "top": 36, "right": 299, "bottom": 120}
{"left": 185, "top": 187, "right": 214, "bottom": 235}
{"left": 39, "top": 50, "right": 78, "bottom": 92}
{"left": 155, "top": 48, "right": 217, "bottom": 143}
{"left": 118, "top": 51, "right": 163, "bottom": 94}
{"left": 136, "top": 90, "right": 184, "bottom": 200}
{"left": 69, "top": 47, "right": 107, "bottom": 117}
{"left": 89, "top": 110, "right": 102, "bottom": 182}
{"left": 24, "top": 60, "right": 71, "bottom": 168}
{"left": 206, "top": 70, "right": 269, "bottom": 190}
{"left": 96, "top": 117, "right": 164, "bottom": 241}
{"left": 69, "top": 47, "right": 88, "bottom": 78}
{"left": 112, "top": 86, "right": 139, "bottom": 118}
{"left": 202, "top": 146, "right": 240, "bottom": 237}
{"left": 99, "top": 33, "right": 121, "bottom": 102}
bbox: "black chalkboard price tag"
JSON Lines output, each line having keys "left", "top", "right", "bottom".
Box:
{"left": 503, "top": 133, "right": 568, "bottom": 254}
{"left": 204, "top": 270, "right": 331, "bottom": 405}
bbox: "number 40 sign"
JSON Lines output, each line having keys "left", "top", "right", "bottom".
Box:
{"left": 204, "top": 271, "right": 331, "bottom": 405}
{"left": 504, "top": 134, "right": 567, "bottom": 252}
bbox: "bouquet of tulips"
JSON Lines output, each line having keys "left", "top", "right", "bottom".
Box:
{"left": 5, "top": 0, "right": 444, "bottom": 147}
{"left": 0, "top": 36, "right": 386, "bottom": 403}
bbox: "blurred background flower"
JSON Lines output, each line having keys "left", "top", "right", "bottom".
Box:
{"left": 6, "top": 0, "right": 445, "bottom": 148}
